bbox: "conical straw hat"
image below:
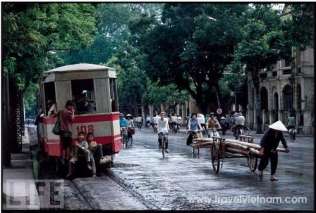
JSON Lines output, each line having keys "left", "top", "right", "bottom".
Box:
{"left": 268, "top": 120, "right": 288, "bottom": 131}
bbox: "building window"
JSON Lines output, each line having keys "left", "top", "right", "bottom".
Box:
{"left": 282, "top": 85, "right": 293, "bottom": 111}
{"left": 284, "top": 58, "right": 291, "bottom": 67}
{"left": 260, "top": 73, "right": 267, "bottom": 80}
{"left": 260, "top": 87, "right": 268, "bottom": 110}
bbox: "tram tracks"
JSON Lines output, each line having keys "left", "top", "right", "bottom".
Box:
{"left": 68, "top": 179, "right": 98, "bottom": 210}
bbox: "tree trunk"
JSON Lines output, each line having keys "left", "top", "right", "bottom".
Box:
{"left": 214, "top": 84, "right": 221, "bottom": 109}
{"left": 254, "top": 83, "right": 262, "bottom": 134}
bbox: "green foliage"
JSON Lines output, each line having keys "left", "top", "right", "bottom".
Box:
{"left": 232, "top": 3, "right": 313, "bottom": 84}
{"left": 24, "top": 82, "right": 39, "bottom": 118}
{"left": 129, "top": 4, "right": 248, "bottom": 112}
{"left": 282, "top": 4, "right": 314, "bottom": 49}
{"left": 143, "top": 81, "right": 188, "bottom": 106}
{"left": 107, "top": 44, "right": 147, "bottom": 113}
{"left": 3, "top": 3, "right": 96, "bottom": 91}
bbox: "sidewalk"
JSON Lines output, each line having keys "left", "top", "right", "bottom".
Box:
{"left": 2, "top": 127, "right": 40, "bottom": 210}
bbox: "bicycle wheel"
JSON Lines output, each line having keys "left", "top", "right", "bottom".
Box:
{"left": 211, "top": 143, "right": 221, "bottom": 174}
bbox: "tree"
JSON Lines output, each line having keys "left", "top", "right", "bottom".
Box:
{"left": 107, "top": 43, "right": 147, "bottom": 115}
{"left": 3, "top": 3, "right": 97, "bottom": 91}
{"left": 143, "top": 81, "right": 188, "bottom": 111}
{"left": 60, "top": 3, "right": 163, "bottom": 65}
{"left": 232, "top": 3, "right": 314, "bottom": 133}
{"left": 129, "top": 4, "right": 248, "bottom": 113}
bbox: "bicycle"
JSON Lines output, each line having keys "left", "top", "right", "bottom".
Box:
{"left": 158, "top": 132, "right": 168, "bottom": 159}
{"left": 187, "top": 130, "right": 202, "bottom": 146}
{"left": 288, "top": 127, "right": 296, "bottom": 140}
{"left": 121, "top": 127, "right": 128, "bottom": 148}
{"left": 152, "top": 123, "right": 158, "bottom": 134}
{"left": 208, "top": 128, "right": 221, "bottom": 138}
{"left": 170, "top": 122, "right": 179, "bottom": 134}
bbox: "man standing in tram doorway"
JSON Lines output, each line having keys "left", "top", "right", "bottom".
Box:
{"left": 258, "top": 120, "right": 290, "bottom": 181}
{"left": 60, "top": 100, "right": 75, "bottom": 162}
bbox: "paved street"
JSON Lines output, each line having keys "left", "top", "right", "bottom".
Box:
{"left": 108, "top": 128, "right": 314, "bottom": 210}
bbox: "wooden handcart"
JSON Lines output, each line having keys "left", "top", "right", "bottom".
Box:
{"left": 193, "top": 136, "right": 287, "bottom": 174}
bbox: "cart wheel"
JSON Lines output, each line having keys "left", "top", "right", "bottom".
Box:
{"left": 211, "top": 144, "right": 221, "bottom": 174}
{"left": 248, "top": 154, "right": 257, "bottom": 172}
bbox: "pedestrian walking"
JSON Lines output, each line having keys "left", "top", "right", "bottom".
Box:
{"left": 258, "top": 120, "right": 290, "bottom": 181}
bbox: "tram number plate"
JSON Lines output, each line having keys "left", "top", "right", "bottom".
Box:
{"left": 76, "top": 125, "right": 94, "bottom": 135}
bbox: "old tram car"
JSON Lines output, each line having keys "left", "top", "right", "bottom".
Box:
{"left": 38, "top": 63, "right": 122, "bottom": 167}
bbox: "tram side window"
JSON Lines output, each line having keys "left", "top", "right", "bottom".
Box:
{"left": 110, "top": 78, "right": 118, "bottom": 112}
{"left": 44, "top": 82, "right": 57, "bottom": 116}
{"left": 71, "top": 79, "right": 96, "bottom": 114}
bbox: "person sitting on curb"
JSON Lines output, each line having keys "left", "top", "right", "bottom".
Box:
{"left": 258, "top": 120, "right": 290, "bottom": 181}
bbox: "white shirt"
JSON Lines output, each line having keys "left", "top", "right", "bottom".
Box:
{"left": 158, "top": 117, "right": 169, "bottom": 134}
{"left": 153, "top": 116, "right": 160, "bottom": 124}
{"left": 197, "top": 114, "right": 205, "bottom": 124}
{"left": 128, "top": 119, "right": 134, "bottom": 128}
{"left": 235, "top": 115, "right": 245, "bottom": 126}
{"left": 171, "top": 116, "right": 177, "bottom": 122}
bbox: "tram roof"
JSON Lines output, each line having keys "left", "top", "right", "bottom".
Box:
{"left": 45, "top": 63, "right": 113, "bottom": 73}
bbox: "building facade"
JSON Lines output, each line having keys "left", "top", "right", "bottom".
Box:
{"left": 247, "top": 47, "right": 314, "bottom": 135}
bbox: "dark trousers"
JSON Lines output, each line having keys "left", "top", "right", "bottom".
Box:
{"left": 158, "top": 133, "right": 168, "bottom": 149}
{"left": 91, "top": 145, "right": 103, "bottom": 168}
{"left": 258, "top": 150, "right": 278, "bottom": 175}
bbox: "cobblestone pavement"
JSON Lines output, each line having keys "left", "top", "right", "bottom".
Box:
{"left": 109, "top": 128, "right": 314, "bottom": 210}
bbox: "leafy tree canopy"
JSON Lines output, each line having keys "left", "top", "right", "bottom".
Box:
{"left": 129, "top": 3, "right": 248, "bottom": 113}
{"left": 3, "top": 3, "right": 97, "bottom": 91}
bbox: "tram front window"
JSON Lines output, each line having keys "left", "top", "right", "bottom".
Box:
{"left": 71, "top": 79, "right": 96, "bottom": 114}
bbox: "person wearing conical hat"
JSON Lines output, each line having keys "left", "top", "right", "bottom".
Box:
{"left": 258, "top": 120, "right": 290, "bottom": 181}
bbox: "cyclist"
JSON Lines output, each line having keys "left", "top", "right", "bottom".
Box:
{"left": 170, "top": 113, "right": 178, "bottom": 133}
{"left": 197, "top": 113, "right": 207, "bottom": 136}
{"left": 219, "top": 116, "right": 229, "bottom": 135}
{"left": 187, "top": 113, "right": 202, "bottom": 146}
{"left": 177, "top": 115, "right": 182, "bottom": 128}
{"left": 158, "top": 112, "right": 169, "bottom": 153}
{"left": 207, "top": 113, "right": 221, "bottom": 138}
{"left": 287, "top": 112, "right": 296, "bottom": 140}
{"left": 233, "top": 112, "right": 246, "bottom": 139}
{"left": 126, "top": 114, "right": 135, "bottom": 144}
{"left": 119, "top": 113, "right": 128, "bottom": 128}
{"left": 152, "top": 113, "right": 160, "bottom": 133}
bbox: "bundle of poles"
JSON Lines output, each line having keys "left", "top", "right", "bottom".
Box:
{"left": 193, "top": 138, "right": 287, "bottom": 157}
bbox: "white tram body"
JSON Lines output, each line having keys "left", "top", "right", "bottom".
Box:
{"left": 38, "top": 63, "right": 122, "bottom": 157}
